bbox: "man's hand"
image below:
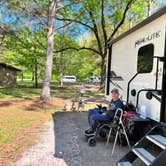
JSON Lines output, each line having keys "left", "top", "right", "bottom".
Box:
{"left": 96, "top": 104, "right": 102, "bottom": 110}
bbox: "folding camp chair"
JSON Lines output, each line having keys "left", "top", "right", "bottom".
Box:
{"left": 105, "top": 108, "right": 131, "bottom": 155}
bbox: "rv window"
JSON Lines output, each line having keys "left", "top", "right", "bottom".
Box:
{"left": 137, "top": 44, "right": 154, "bottom": 73}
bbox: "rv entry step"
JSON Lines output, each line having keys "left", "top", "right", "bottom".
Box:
{"left": 132, "top": 148, "right": 155, "bottom": 165}
{"left": 118, "top": 161, "right": 132, "bottom": 166}
{"left": 146, "top": 135, "right": 166, "bottom": 150}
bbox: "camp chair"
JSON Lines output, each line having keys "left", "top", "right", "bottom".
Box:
{"left": 104, "top": 108, "right": 131, "bottom": 155}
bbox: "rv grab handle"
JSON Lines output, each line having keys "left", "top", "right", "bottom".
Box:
{"left": 136, "top": 89, "right": 161, "bottom": 108}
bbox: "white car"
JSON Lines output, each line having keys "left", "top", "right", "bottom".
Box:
{"left": 89, "top": 76, "right": 101, "bottom": 83}
{"left": 62, "top": 76, "right": 77, "bottom": 83}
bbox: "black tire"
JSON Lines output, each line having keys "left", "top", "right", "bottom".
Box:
{"left": 88, "top": 137, "right": 96, "bottom": 146}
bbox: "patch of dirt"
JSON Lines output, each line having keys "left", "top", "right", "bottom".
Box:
{"left": 0, "top": 98, "right": 70, "bottom": 110}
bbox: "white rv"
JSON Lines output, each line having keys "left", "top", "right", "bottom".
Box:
{"left": 106, "top": 6, "right": 166, "bottom": 166}
{"left": 106, "top": 6, "right": 166, "bottom": 123}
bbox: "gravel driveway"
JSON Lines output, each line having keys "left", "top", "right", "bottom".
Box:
{"left": 16, "top": 111, "right": 144, "bottom": 166}
{"left": 54, "top": 112, "right": 129, "bottom": 166}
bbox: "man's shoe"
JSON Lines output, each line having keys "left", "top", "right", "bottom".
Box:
{"left": 85, "top": 128, "right": 91, "bottom": 132}
{"left": 85, "top": 129, "right": 96, "bottom": 135}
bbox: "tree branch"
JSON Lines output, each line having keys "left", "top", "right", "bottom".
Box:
{"left": 101, "top": 0, "right": 107, "bottom": 54}
{"left": 55, "top": 10, "right": 85, "bottom": 31}
{"left": 54, "top": 46, "right": 101, "bottom": 55}
{"left": 56, "top": 17, "right": 94, "bottom": 32}
{"left": 56, "top": 0, "right": 83, "bottom": 11}
{"left": 87, "top": 8, "right": 103, "bottom": 55}
{"left": 107, "top": 0, "right": 135, "bottom": 42}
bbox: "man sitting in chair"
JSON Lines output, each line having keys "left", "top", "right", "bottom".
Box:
{"left": 85, "top": 88, "right": 124, "bottom": 135}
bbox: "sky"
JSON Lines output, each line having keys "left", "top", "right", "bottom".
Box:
{"left": 0, "top": 0, "right": 165, "bottom": 39}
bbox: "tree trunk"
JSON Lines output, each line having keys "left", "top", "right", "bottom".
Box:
{"left": 41, "top": 0, "right": 56, "bottom": 100}
{"left": 32, "top": 70, "right": 34, "bottom": 81}
{"left": 100, "top": 56, "right": 106, "bottom": 89}
{"left": 21, "top": 73, "right": 24, "bottom": 81}
{"left": 34, "top": 62, "right": 38, "bottom": 88}
{"left": 60, "top": 70, "right": 63, "bottom": 87}
{"left": 148, "top": 0, "right": 154, "bottom": 16}
{"left": 60, "top": 50, "right": 64, "bottom": 87}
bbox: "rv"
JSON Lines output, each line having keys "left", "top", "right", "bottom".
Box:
{"left": 106, "top": 6, "right": 166, "bottom": 166}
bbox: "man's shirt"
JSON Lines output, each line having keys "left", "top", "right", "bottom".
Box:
{"left": 106, "top": 99, "right": 124, "bottom": 118}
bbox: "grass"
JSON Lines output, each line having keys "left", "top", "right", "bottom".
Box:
{"left": 0, "top": 80, "right": 104, "bottom": 162}
{"left": 0, "top": 80, "right": 46, "bottom": 100}
{"left": 0, "top": 80, "right": 103, "bottom": 100}
{"left": 0, "top": 100, "right": 55, "bottom": 161}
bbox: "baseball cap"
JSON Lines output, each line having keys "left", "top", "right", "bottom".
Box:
{"left": 111, "top": 88, "right": 119, "bottom": 94}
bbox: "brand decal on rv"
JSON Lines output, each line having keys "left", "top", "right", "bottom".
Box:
{"left": 135, "top": 31, "right": 161, "bottom": 47}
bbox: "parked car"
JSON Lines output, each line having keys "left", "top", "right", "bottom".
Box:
{"left": 62, "top": 75, "right": 77, "bottom": 83}
{"left": 89, "top": 76, "right": 101, "bottom": 83}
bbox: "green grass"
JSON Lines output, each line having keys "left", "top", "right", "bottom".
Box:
{"left": 0, "top": 80, "right": 103, "bottom": 100}
{"left": 0, "top": 87, "right": 41, "bottom": 99}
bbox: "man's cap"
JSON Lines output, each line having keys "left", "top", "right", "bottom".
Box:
{"left": 111, "top": 88, "right": 119, "bottom": 94}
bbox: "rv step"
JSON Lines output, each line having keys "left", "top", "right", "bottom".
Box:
{"left": 146, "top": 135, "right": 166, "bottom": 150}
{"left": 132, "top": 148, "right": 155, "bottom": 165}
{"left": 118, "top": 161, "right": 132, "bottom": 166}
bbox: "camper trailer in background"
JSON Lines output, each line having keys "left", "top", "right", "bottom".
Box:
{"left": 89, "top": 76, "right": 101, "bottom": 84}
{"left": 106, "top": 6, "right": 166, "bottom": 166}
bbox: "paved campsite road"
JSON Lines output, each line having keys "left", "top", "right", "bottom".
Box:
{"left": 16, "top": 112, "right": 145, "bottom": 166}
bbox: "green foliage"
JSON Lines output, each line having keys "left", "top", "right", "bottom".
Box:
{"left": 1, "top": 0, "right": 165, "bottom": 86}
{"left": 53, "top": 34, "right": 100, "bottom": 81}
{"left": 2, "top": 27, "right": 100, "bottom": 82}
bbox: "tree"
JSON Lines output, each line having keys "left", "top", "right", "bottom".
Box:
{"left": 3, "top": 28, "right": 46, "bottom": 87}
{"left": 41, "top": 0, "right": 84, "bottom": 100}
{"left": 55, "top": 0, "right": 164, "bottom": 87}
{"left": 1, "top": 0, "right": 83, "bottom": 100}
{"left": 56, "top": 0, "right": 135, "bottom": 87}
{"left": 53, "top": 33, "right": 78, "bottom": 87}
{"left": 53, "top": 33, "right": 99, "bottom": 83}
{"left": 41, "top": 0, "right": 56, "bottom": 100}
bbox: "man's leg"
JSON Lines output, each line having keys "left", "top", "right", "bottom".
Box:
{"left": 86, "top": 114, "right": 111, "bottom": 134}
{"left": 88, "top": 108, "right": 100, "bottom": 124}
